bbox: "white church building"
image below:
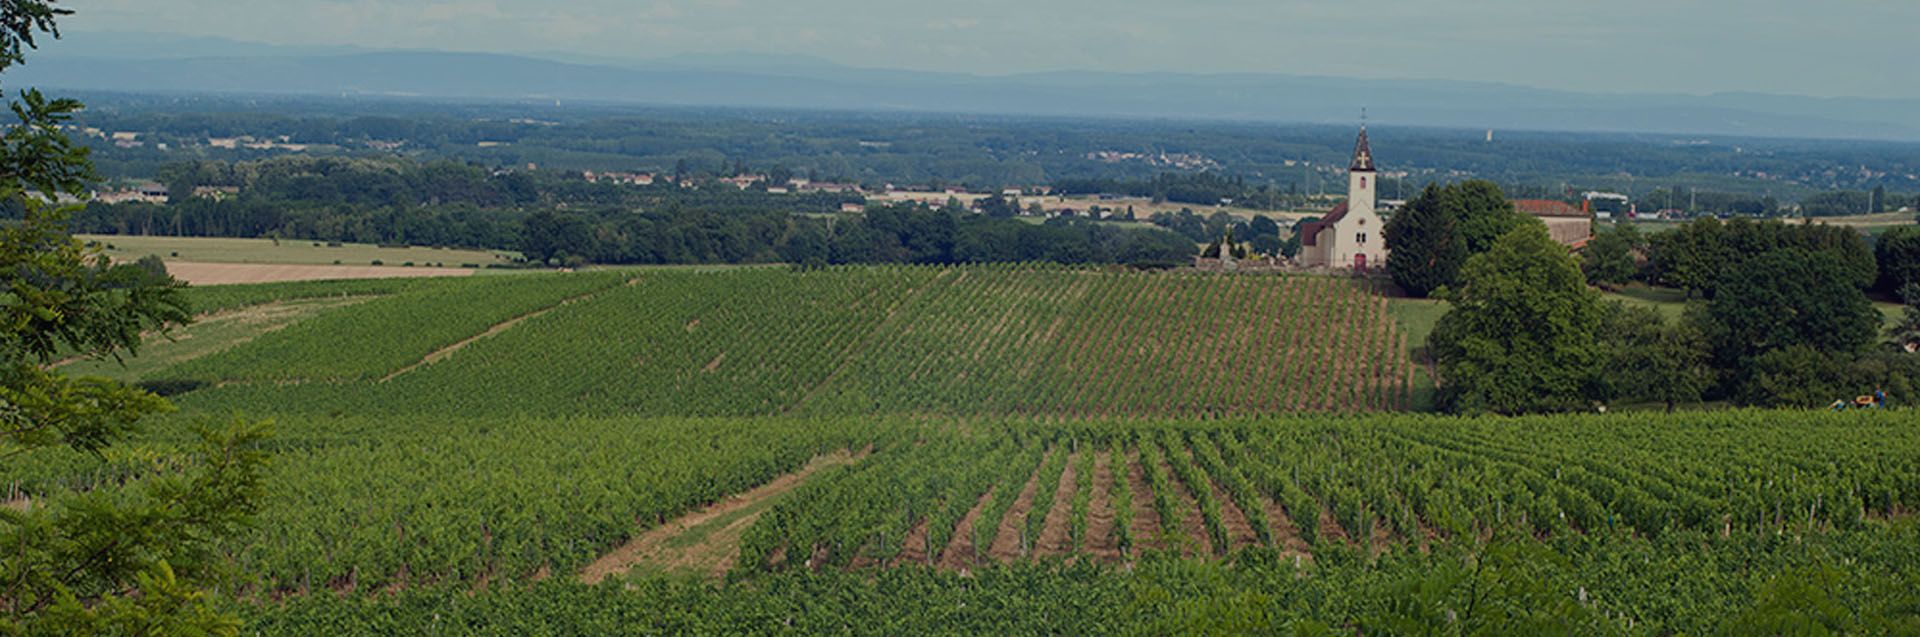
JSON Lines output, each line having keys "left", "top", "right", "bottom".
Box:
{"left": 1296, "top": 127, "right": 1388, "bottom": 272}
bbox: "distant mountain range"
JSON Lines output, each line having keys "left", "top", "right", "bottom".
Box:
{"left": 14, "top": 31, "right": 1920, "bottom": 141}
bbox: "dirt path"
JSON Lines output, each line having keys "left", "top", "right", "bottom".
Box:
{"left": 1084, "top": 451, "right": 1120, "bottom": 560}
{"left": 1032, "top": 451, "right": 1081, "bottom": 559}
{"left": 578, "top": 449, "right": 863, "bottom": 584}
{"left": 986, "top": 453, "right": 1049, "bottom": 562}
{"left": 382, "top": 290, "right": 603, "bottom": 382}
{"left": 937, "top": 489, "right": 995, "bottom": 570}
{"left": 1124, "top": 452, "right": 1161, "bottom": 553}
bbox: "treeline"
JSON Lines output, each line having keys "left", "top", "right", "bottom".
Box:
{"left": 1052, "top": 173, "right": 1301, "bottom": 210}
{"left": 521, "top": 204, "right": 1197, "bottom": 268}
{"left": 1635, "top": 188, "right": 1782, "bottom": 215}
{"left": 69, "top": 157, "right": 1195, "bottom": 268}
{"left": 1145, "top": 209, "right": 1285, "bottom": 256}
{"left": 1800, "top": 186, "right": 1913, "bottom": 216}
{"left": 1633, "top": 186, "right": 1915, "bottom": 217}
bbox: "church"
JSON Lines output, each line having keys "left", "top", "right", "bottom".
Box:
{"left": 1296, "top": 127, "right": 1387, "bottom": 271}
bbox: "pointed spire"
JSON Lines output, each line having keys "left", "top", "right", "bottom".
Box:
{"left": 1350, "top": 125, "right": 1375, "bottom": 172}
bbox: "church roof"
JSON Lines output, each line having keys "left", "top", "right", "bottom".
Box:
{"left": 1298, "top": 202, "right": 1348, "bottom": 247}
{"left": 1350, "top": 126, "right": 1375, "bottom": 172}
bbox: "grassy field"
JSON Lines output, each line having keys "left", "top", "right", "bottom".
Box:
{"left": 1384, "top": 297, "right": 1445, "bottom": 411}
{"left": 82, "top": 234, "right": 519, "bottom": 267}
{"left": 54, "top": 297, "right": 367, "bottom": 383}
{"left": 11, "top": 267, "right": 1920, "bottom": 634}
{"left": 1603, "top": 282, "right": 1906, "bottom": 332}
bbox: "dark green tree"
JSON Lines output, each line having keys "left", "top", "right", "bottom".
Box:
{"left": 977, "top": 193, "right": 1018, "bottom": 218}
{"left": 1430, "top": 223, "right": 1606, "bottom": 414}
{"left": 1691, "top": 249, "right": 1879, "bottom": 401}
{"left": 1280, "top": 215, "right": 1317, "bottom": 259}
{"left": 1646, "top": 217, "right": 1731, "bottom": 296}
{"left": 1595, "top": 304, "right": 1710, "bottom": 412}
{"left": 1446, "top": 179, "right": 1526, "bottom": 254}
{"left": 1245, "top": 214, "right": 1281, "bottom": 256}
{"left": 1580, "top": 224, "right": 1642, "bottom": 289}
{"left": 1875, "top": 226, "right": 1920, "bottom": 294}
{"left": 1384, "top": 184, "right": 1467, "bottom": 298}
{"left": 2, "top": 4, "right": 271, "bottom": 633}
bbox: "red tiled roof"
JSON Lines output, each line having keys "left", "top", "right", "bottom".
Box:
{"left": 1512, "top": 199, "right": 1585, "bottom": 218}
{"left": 1299, "top": 202, "right": 1348, "bottom": 247}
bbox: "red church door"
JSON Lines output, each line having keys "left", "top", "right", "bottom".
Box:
{"left": 1353, "top": 253, "right": 1367, "bottom": 273}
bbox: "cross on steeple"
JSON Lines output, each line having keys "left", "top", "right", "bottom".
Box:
{"left": 1350, "top": 123, "right": 1375, "bottom": 173}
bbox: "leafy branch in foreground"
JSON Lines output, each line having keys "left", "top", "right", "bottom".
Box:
{"left": 1, "top": 2, "right": 272, "bottom": 634}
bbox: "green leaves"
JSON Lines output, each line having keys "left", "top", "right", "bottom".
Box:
{"left": 1385, "top": 180, "right": 1526, "bottom": 298}
{"left": 1, "top": 88, "right": 92, "bottom": 198}
{"left": 1432, "top": 222, "right": 1606, "bottom": 414}
{"left": 0, "top": 1, "right": 70, "bottom": 72}
{"left": 2, "top": 419, "right": 269, "bottom": 633}
{"left": 0, "top": 10, "right": 272, "bottom": 632}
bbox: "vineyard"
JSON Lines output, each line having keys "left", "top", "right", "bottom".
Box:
{"left": 12, "top": 268, "right": 1920, "bottom": 633}
{"left": 736, "top": 413, "right": 1920, "bottom": 572}
{"left": 192, "top": 410, "right": 1920, "bottom": 634}
{"left": 12, "top": 409, "right": 1918, "bottom": 632}
{"left": 164, "top": 265, "right": 1414, "bottom": 417}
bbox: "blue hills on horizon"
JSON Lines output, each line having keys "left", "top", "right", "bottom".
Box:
{"left": 13, "top": 31, "right": 1920, "bottom": 142}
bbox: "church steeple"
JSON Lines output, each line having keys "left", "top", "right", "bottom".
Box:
{"left": 1349, "top": 126, "right": 1375, "bottom": 173}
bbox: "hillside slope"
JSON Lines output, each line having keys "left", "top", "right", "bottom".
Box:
{"left": 161, "top": 267, "right": 1411, "bottom": 417}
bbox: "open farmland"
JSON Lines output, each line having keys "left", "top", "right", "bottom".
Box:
{"left": 82, "top": 234, "right": 517, "bottom": 267}
{"left": 80, "top": 235, "right": 516, "bottom": 284}
{"left": 157, "top": 261, "right": 477, "bottom": 285}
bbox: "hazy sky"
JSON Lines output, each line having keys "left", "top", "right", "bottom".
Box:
{"left": 69, "top": 0, "right": 1920, "bottom": 99}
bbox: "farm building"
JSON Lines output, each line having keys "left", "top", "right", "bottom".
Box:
{"left": 1511, "top": 199, "right": 1593, "bottom": 247}
{"left": 1296, "top": 126, "right": 1386, "bottom": 271}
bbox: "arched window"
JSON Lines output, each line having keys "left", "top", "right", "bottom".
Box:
{"left": 1360, "top": 177, "right": 1367, "bottom": 189}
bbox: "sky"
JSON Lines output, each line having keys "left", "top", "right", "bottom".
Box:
{"left": 66, "top": 0, "right": 1920, "bottom": 99}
